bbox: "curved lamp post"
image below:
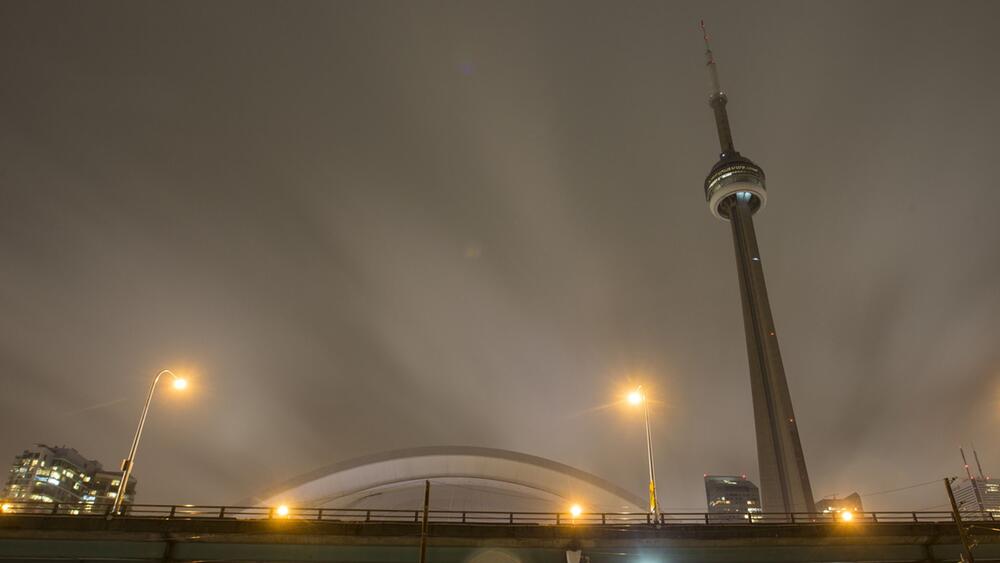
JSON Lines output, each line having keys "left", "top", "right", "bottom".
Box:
{"left": 110, "top": 369, "right": 187, "bottom": 516}
{"left": 627, "top": 386, "right": 659, "bottom": 515}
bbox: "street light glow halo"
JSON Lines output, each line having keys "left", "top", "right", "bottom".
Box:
{"left": 627, "top": 389, "right": 643, "bottom": 405}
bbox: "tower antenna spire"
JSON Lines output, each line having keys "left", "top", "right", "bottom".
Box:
{"left": 701, "top": 20, "right": 722, "bottom": 95}
{"left": 700, "top": 21, "right": 735, "bottom": 156}
{"left": 961, "top": 447, "right": 974, "bottom": 480}
{"left": 973, "top": 443, "right": 986, "bottom": 479}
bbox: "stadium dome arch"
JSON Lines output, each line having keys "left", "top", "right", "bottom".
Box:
{"left": 255, "top": 446, "right": 644, "bottom": 513}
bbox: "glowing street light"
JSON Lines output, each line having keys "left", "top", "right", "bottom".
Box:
{"left": 628, "top": 385, "right": 660, "bottom": 516}
{"left": 839, "top": 510, "right": 854, "bottom": 522}
{"left": 276, "top": 505, "right": 290, "bottom": 518}
{"left": 110, "top": 369, "right": 188, "bottom": 516}
{"left": 569, "top": 504, "right": 583, "bottom": 519}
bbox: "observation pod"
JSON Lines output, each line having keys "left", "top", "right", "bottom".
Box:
{"left": 705, "top": 153, "right": 767, "bottom": 220}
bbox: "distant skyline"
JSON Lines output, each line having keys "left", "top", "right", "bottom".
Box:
{"left": 1, "top": 1, "right": 998, "bottom": 513}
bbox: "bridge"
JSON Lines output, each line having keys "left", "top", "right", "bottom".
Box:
{"left": 2, "top": 503, "right": 1000, "bottom": 562}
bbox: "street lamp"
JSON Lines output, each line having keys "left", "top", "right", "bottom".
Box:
{"left": 110, "top": 369, "right": 187, "bottom": 516}
{"left": 628, "top": 385, "right": 660, "bottom": 516}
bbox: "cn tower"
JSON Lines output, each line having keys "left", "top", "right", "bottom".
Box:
{"left": 699, "top": 23, "right": 815, "bottom": 514}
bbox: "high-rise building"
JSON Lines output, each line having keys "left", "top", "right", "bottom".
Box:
{"left": 952, "top": 479, "right": 1000, "bottom": 518}
{"left": 699, "top": 24, "right": 815, "bottom": 514}
{"left": 951, "top": 448, "right": 1000, "bottom": 518}
{"left": 91, "top": 469, "right": 137, "bottom": 509}
{"left": 815, "top": 492, "right": 863, "bottom": 514}
{"left": 704, "top": 475, "right": 761, "bottom": 521}
{"left": 1, "top": 444, "right": 136, "bottom": 513}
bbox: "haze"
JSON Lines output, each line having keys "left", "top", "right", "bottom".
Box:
{"left": 1, "top": 1, "right": 998, "bottom": 512}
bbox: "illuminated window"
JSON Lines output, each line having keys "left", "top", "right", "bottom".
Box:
{"left": 111, "top": 480, "right": 120, "bottom": 486}
{"left": 108, "top": 492, "right": 117, "bottom": 498}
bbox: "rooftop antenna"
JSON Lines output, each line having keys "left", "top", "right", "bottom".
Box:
{"left": 960, "top": 447, "right": 974, "bottom": 480}
{"left": 700, "top": 20, "right": 735, "bottom": 157}
{"left": 973, "top": 444, "right": 986, "bottom": 479}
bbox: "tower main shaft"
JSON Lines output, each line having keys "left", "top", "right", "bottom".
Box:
{"left": 701, "top": 24, "right": 815, "bottom": 514}
{"left": 728, "top": 196, "right": 814, "bottom": 513}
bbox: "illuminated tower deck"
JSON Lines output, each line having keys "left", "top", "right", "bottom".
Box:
{"left": 700, "top": 24, "right": 815, "bottom": 514}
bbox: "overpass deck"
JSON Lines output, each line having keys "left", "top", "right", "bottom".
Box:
{"left": 1, "top": 506, "right": 999, "bottom": 562}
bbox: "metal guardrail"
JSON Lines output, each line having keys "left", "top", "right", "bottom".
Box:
{"left": 0, "top": 501, "right": 996, "bottom": 525}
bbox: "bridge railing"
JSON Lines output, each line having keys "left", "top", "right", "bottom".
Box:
{"left": 0, "top": 501, "right": 992, "bottom": 525}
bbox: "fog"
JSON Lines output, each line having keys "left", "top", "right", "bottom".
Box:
{"left": 1, "top": 1, "right": 998, "bottom": 512}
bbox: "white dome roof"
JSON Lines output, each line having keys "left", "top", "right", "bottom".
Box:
{"left": 256, "top": 446, "right": 644, "bottom": 513}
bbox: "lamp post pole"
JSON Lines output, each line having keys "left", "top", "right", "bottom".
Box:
{"left": 632, "top": 386, "right": 660, "bottom": 516}
{"left": 110, "top": 369, "right": 185, "bottom": 516}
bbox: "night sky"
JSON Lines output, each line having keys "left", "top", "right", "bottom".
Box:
{"left": 1, "top": 1, "right": 998, "bottom": 513}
